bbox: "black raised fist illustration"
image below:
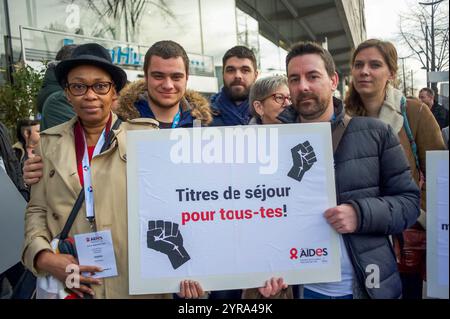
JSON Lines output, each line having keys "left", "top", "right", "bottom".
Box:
{"left": 147, "top": 220, "right": 191, "bottom": 269}
{"left": 287, "top": 141, "right": 317, "bottom": 182}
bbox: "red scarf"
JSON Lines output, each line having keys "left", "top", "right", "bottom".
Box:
{"left": 74, "top": 114, "right": 112, "bottom": 186}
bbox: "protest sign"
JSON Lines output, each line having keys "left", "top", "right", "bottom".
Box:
{"left": 0, "top": 168, "right": 27, "bottom": 273}
{"left": 127, "top": 124, "right": 341, "bottom": 294}
{"left": 426, "top": 151, "right": 449, "bottom": 299}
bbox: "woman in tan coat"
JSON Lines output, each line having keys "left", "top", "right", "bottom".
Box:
{"left": 23, "top": 43, "right": 202, "bottom": 299}
{"left": 345, "top": 39, "right": 446, "bottom": 299}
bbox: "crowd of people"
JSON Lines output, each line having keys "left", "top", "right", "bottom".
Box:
{"left": 0, "top": 36, "right": 448, "bottom": 299}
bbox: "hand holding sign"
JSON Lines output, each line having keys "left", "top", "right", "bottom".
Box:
{"left": 147, "top": 220, "right": 191, "bottom": 269}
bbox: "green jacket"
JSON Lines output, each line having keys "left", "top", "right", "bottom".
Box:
{"left": 37, "top": 65, "right": 61, "bottom": 113}
{"left": 40, "top": 90, "right": 75, "bottom": 131}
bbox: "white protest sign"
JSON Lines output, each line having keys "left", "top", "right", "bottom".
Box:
{"left": 426, "top": 151, "right": 449, "bottom": 299}
{"left": 0, "top": 168, "right": 27, "bottom": 273}
{"left": 127, "top": 123, "right": 341, "bottom": 294}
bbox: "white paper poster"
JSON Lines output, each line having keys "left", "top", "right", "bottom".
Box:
{"left": 426, "top": 151, "right": 449, "bottom": 299}
{"left": 127, "top": 123, "right": 341, "bottom": 294}
{"left": 0, "top": 168, "right": 27, "bottom": 273}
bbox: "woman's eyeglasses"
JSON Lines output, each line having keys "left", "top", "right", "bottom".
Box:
{"left": 67, "top": 82, "right": 113, "bottom": 96}
{"left": 262, "top": 93, "right": 291, "bottom": 105}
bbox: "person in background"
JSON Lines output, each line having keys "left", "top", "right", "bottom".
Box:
{"left": 0, "top": 121, "right": 29, "bottom": 200}
{"left": 39, "top": 44, "right": 77, "bottom": 131}
{"left": 419, "top": 87, "right": 449, "bottom": 130}
{"left": 211, "top": 46, "right": 258, "bottom": 126}
{"left": 248, "top": 75, "right": 291, "bottom": 125}
{"left": 13, "top": 119, "right": 40, "bottom": 168}
{"left": 345, "top": 39, "right": 446, "bottom": 299}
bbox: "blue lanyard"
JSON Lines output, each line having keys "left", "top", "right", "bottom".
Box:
{"left": 330, "top": 113, "right": 336, "bottom": 121}
{"left": 172, "top": 108, "right": 181, "bottom": 128}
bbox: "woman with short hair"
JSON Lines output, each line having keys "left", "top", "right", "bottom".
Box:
{"left": 249, "top": 75, "right": 291, "bottom": 125}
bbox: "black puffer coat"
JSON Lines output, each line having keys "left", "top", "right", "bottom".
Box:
{"left": 278, "top": 98, "right": 420, "bottom": 299}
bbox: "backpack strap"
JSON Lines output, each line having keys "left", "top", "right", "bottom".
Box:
{"left": 400, "top": 97, "right": 420, "bottom": 170}
{"left": 332, "top": 114, "right": 352, "bottom": 153}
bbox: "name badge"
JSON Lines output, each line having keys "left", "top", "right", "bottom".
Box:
{"left": 74, "top": 230, "right": 118, "bottom": 279}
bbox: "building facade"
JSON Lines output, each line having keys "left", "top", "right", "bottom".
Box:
{"left": 0, "top": 0, "right": 366, "bottom": 96}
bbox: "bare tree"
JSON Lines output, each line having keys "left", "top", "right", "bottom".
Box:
{"left": 84, "top": 0, "right": 176, "bottom": 42}
{"left": 398, "top": 1, "right": 449, "bottom": 75}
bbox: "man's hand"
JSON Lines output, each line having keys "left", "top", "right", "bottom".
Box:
{"left": 258, "top": 277, "right": 288, "bottom": 298}
{"left": 147, "top": 220, "right": 190, "bottom": 269}
{"left": 324, "top": 204, "right": 358, "bottom": 234}
{"left": 34, "top": 250, "right": 103, "bottom": 298}
{"left": 177, "top": 280, "right": 205, "bottom": 299}
{"left": 23, "top": 155, "right": 43, "bottom": 185}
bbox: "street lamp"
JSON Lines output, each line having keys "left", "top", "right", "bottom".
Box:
{"left": 419, "top": 0, "right": 444, "bottom": 94}
{"left": 425, "top": 24, "right": 430, "bottom": 87}
{"left": 419, "top": 0, "right": 443, "bottom": 72}
{"left": 399, "top": 56, "right": 408, "bottom": 96}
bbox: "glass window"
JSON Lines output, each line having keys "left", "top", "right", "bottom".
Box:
{"left": 138, "top": 0, "right": 202, "bottom": 55}
{"left": 0, "top": 0, "right": 6, "bottom": 83}
{"left": 259, "top": 35, "right": 287, "bottom": 77}
{"left": 236, "top": 8, "right": 260, "bottom": 68}
{"left": 200, "top": 0, "right": 237, "bottom": 67}
{"left": 279, "top": 47, "right": 288, "bottom": 73}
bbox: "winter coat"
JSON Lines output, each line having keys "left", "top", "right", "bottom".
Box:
{"left": 22, "top": 113, "right": 172, "bottom": 299}
{"left": 37, "top": 64, "right": 63, "bottom": 113}
{"left": 377, "top": 86, "right": 446, "bottom": 213}
{"left": 116, "top": 79, "right": 212, "bottom": 126}
{"left": 41, "top": 91, "right": 75, "bottom": 131}
{"left": 431, "top": 102, "right": 449, "bottom": 130}
{"left": 273, "top": 98, "right": 420, "bottom": 299}
{"left": 210, "top": 88, "right": 251, "bottom": 126}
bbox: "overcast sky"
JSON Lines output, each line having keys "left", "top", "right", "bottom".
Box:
{"left": 364, "top": 0, "right": 428, "bottom": 91}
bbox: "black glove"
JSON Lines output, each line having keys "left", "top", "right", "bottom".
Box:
{"left": 147, "top": 220, "right": 191, "bottom": 269}
{"left": 287, "top": 141, "right": 317, "bottom": 182}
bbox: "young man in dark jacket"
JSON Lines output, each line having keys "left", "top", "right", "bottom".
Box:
{"left": 419, "top": 87, "right": 449, "bottom": 129}
{"left": 247, "top": 42, "right": 420, "bottom": 299}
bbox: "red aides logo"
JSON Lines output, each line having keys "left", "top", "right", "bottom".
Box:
{"left": 87, "top": 235, "right": 103, "bottom": 242}
{"left": 290, "top": 247, "right": 328, "bottom": 259}
{"left": 290, "top": 248, "right": 298, "bottom": 259}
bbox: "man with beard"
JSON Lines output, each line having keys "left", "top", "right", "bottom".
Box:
{"left": 245, "top": 41, "right": 420, "bottom": 299}
{"left": 211, "top": 46, "right": 258, "bottom": 126}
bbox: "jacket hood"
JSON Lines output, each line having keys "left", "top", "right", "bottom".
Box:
{"left": 116, "top": 79, "right": 213, "bottom": 125}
